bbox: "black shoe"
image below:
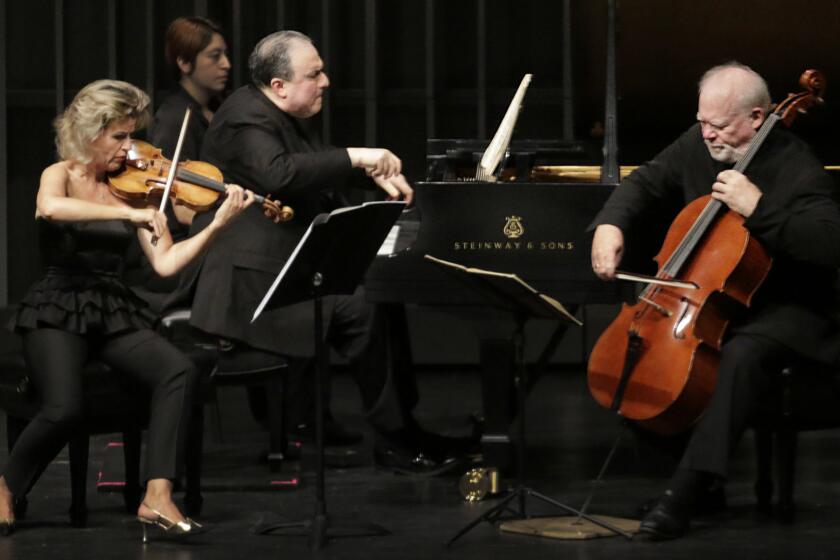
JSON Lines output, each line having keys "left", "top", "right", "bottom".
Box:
{"left": 400, "top": 416, "right": 481, "bottom": 457}
{"left": 0, "top": 519, "right": 14, "bottom": 537}
{"left": 695, "top": 484, "right": 726, "bottom": 515}
{"left": 292, "top": 419, "right": 364, "bottom": 447}
{"left": 638, "top": 492, "right": 691, "bottom": 540}
{"left": 373, "top": 441, "right": 462, "bottom": 476}
{"left": 637, "top": 485, "right": 726, "bottom": 517}
{"left": 410, "top": 428, "right": 480, "bottom": 457}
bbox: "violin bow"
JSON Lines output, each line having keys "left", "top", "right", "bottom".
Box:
{"left": 150, "top": 107, "right": 192, "bottom": 246}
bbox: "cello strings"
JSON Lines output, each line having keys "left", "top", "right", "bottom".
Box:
{"left": 657, "top": 113, "right": 781, "bottom": 283}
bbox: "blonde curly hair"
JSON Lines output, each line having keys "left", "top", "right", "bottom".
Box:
{"left": 54, "top": 79, "right": 150, "bottom": 163}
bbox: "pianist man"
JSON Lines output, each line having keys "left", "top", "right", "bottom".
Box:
{"left": 589, "top": 62, "right": 840, "bottom": 538}
{"left": 185, "top": 29, "right": 466, "bottom": 474}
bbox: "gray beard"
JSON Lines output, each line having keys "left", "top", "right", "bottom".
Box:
{"left": 704, "top": 140, "right": 746, "bottom": 164}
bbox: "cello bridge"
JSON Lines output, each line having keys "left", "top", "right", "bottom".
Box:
{"left": 638, "top": 296, "right": 672, "bottom": 317}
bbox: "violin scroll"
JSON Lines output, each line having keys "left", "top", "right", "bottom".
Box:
{"left": 260, "top": 195, "right": 295, "bottom": 223}
{"left": 773, "top": 69, "right": 826, "bottom": 127}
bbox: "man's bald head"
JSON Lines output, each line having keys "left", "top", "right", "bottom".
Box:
{"left": 696, "top": 63, "right": 769, "bottom": 163}
{"left": 698, "top": 62, "right": 771, "bottom": 114}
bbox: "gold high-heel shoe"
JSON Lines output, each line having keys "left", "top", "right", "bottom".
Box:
{"left": 137, "top": 504, "right": 203, "bottom": 543}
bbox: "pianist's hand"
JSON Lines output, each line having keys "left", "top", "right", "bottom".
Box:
{"left": 347, "top": 147, "right": 402, "bottom": 178}
{"left": 372, "top": 173, "right": 414, "bottom": 205}
{"left": 591, "top": 224, "right": 624, "bottom": 280}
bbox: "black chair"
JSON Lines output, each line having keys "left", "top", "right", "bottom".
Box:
{"left": 0, "top": 348, "right": 146, "bottom": 527}
{"left": 753, "top": 360, "right": 840, "bottom": 522}
{"left": 211, "top": 344, "right": 289, "bottom": 470}
{"left": 0, "top": 305, "right": 209, "bottom": 526}
{"left": 158, "top": 311, "right": 290, "bottom": 474}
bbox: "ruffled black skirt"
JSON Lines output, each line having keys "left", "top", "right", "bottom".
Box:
{"left": 7, "top": 269, "right": 158, "bottom": 336}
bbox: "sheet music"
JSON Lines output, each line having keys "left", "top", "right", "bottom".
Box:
{"left": 250, "top": 218, "right": 319, "bottom": 323}
{"left": 251, "top": 200, "right": 407, "bottom": 323}
{"left": 476, "top": 73, "right": 532, "bottom": 180}
{"left": 424, "top": 254, "right": 581, "bottom": 325}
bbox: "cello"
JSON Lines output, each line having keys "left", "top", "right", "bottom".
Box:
{"left": 587, "top": 70, "right": 826, "bottom": 435}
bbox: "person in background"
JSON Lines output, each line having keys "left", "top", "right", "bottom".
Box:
{"left": 151, "top": 15, "right": 230, "bottom": 169}
{"left": 125, "top": 16, "right": 231, "bottom": 311}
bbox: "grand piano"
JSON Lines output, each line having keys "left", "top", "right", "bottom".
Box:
{"left": 364, "top": 163, "right": 626, "bottom": 472}
{"left": 364, "top": 4, "right": 625, "bottom": 472}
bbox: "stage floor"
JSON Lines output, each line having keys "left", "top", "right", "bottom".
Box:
{"left": 1, "top": 368, "right": 839, "bottom": 559}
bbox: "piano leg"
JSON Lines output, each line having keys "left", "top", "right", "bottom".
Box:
{"left": 479, "top": 339, "right": 516, "bottom": 473}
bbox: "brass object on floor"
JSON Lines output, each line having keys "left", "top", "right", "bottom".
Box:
{"left": 459, "top": 467, "right": 499, "bottom": 502}
{"left": 500, "top": 515, "right": 640, "bottom": 540}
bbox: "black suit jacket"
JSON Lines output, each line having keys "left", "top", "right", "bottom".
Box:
{"left": 592, "top": 124, "right": 840, "bottom": 364}
{"left": 187, "top": 85, "right": 364, "bottom": 355}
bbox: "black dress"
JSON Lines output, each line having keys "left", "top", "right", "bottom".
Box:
{"left": 3, "top": 218, "right": 195, "bottom": 498}
{"left": 9, "top": 219, "right": 157, "bottom": 334}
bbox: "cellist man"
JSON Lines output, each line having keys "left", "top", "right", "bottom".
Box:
{"left": 590, "top": 62, "right": 840, "bottom": 539}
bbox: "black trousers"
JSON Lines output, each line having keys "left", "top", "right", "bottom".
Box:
{"left": 329, "top": 296, "right": 418, "bottom": 432}
{"left": 248, "top": 294, "right": 418, "bottom": 435}
{"left": 1, "top": 328, "right": 196, "bottom": 498}
{"left": 679, "top": 333, "right": 794, "bottom": 478}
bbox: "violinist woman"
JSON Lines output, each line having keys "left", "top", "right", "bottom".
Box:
{"left": 0, "top": 79, "right": 253, "bottom": 538}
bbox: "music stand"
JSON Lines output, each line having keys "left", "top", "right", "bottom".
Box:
{"left": 249, "top": 200, "right": 406, "bottom": 549}
{"left": 421, "top": 256, "right": 634, "bottom": 546}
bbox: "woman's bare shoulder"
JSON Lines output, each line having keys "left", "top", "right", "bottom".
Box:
{"left": 40, "top": 161, "right": 73, "bottom": 184}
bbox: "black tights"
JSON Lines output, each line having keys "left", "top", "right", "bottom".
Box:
{"left": 1, "top": 328, "right": 196, "bottom": 498}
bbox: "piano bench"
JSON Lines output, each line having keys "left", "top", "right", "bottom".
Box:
{"left": 209, "top": 345, "right": 289, "bottom": 471}
{"left": 158, "top": 311, "right": 291, "bottom": 491}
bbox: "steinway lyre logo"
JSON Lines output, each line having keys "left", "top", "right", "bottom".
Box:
{"left": 503, "top": 216, "right": 524, "bottom": 239}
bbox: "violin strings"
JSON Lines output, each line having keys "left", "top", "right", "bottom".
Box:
{"left": 176, "top": 168, "right": 226, "bottom": 193}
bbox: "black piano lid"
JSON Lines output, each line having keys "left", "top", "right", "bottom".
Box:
{"left": 365, "top": 180, "right": 623, "bottom": 306}
{"left": 367, "top": 0, "right": 622, "bottom": 307}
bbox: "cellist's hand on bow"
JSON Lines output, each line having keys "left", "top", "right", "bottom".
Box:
{"left": 712, "top": 170, "right": 763, "bottom": 218}
{"left": 591, "top": 224, "right": 624, "bottom": 280}
{"left": 211, "top": 184, "right": 255, "bottom": 229}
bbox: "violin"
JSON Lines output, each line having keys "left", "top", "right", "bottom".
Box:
{"left": 107, "top": 140, "right": 294, "bottom": 223}
{"left": 586, "top": 70, "right": 826, "bottom": 435}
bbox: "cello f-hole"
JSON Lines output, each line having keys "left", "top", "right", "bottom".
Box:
{"left": 673, "top": 299, "right": 693, "bottom": 339}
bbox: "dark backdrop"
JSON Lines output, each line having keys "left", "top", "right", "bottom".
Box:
{"left": 2, "top": 0, "right": 839, "bottom": 303}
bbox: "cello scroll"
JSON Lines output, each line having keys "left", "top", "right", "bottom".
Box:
{"left": 772, "top": 69, "right": 825, "bottom": 127}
